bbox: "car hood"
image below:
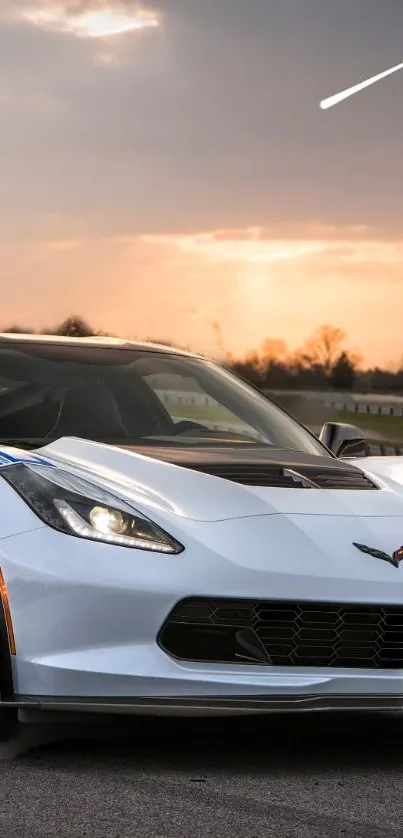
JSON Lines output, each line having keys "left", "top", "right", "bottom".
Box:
{"left": 22, "top": 436, "right": 403, "bottom": 523}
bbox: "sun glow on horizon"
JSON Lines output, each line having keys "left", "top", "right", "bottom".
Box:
{"left": 19, "top": 4, "right": 159, "bottom": 39}
{"left": 3, "top": 226, "right": 403, "bottom": 366}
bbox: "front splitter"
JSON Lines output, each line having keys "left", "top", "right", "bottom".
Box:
{"left": 3, "top": 693, "right": 403, "bottom": 717}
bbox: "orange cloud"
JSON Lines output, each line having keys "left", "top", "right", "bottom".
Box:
{"left": 2, "top": 225, "right": 403, "bottom": 367}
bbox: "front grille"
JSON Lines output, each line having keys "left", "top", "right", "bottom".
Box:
{"left": 159, "top": 598, "right": 403, "bottom": 669}
{"left": 183, "top": 463, "right": 378, "bottom": 490}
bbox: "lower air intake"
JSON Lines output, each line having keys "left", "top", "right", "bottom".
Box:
{"left": 158, "top": 598, "right": 403, "bottom": 669}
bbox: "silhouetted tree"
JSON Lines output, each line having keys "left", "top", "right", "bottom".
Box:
{"left": 330, "top": 352, "right": 356, "bottom": 390}
{"left": 260, "top": 360, "right": 295, "bottom": 389}
{"left": 46, "top": 316, "right": 96, "bottom": 337}
{"left": 297, "top": 325, "right": 347, "bottom": 373}
{"left": 228, "top": 354, "right": 264, "bottom": 388}
{"left": 3, "top": 325, "right": 34, "bottom": 333}
{"left": 368, "top": 367, "right": 403, "bottom": 393}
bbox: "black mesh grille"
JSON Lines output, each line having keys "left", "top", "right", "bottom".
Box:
{"left": 159, "top": 598, "right": 403, "bottom": 669}
{"left": 182, "top": 463, "right": 378, "bottom": 490}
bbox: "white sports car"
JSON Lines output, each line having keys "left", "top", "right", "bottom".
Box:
{"left": 1, "top": 332, "right": 403, "bottom": 738}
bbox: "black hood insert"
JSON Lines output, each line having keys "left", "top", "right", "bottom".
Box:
{"left": 123, "top": 445, "right": 378, "bottom": 490}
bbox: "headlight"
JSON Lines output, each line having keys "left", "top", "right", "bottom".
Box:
{"left": 1, "top": 463, "right": 184, "bottom": 553}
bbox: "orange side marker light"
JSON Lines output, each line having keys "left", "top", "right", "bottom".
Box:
{"left": 0, "top": 569, "right": 16, "bottom": 655}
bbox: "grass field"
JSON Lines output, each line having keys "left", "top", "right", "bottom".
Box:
{"left": 331, "top": 411, "right": 403, "bottom": 446}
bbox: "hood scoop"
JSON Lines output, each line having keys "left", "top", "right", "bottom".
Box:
{"left": 181, "top": 462, "right": 379, "bottom": 490}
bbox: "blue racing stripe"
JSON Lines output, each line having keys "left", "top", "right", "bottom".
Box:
{"left": 0, "top": 449, "right": 55, "bottom": 468}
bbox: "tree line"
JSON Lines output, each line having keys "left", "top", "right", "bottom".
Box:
{"left": 226, "top": 325, "right": 403, "bottom": 394}
{"left": 3, "top": 316, "right": 403, "bottom": 394}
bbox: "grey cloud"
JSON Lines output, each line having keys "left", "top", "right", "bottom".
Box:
{"left": 1, "top": 0, "right": 403, "bottom": 236}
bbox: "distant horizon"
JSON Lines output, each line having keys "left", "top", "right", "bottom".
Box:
{"left": 1, "top": 313, "right": 401, "bottom": 374}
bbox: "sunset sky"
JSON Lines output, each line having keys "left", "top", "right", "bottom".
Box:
{"left": 1, "top": 0, "right": 403, "bottom": 365}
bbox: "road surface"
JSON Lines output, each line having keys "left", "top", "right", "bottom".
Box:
{"left": 1, "top": 711, "right": 403, "bottom": 837}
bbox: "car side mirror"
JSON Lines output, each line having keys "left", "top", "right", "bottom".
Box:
{"left": 319, "top": 422, "right": 367, "bottom": 458}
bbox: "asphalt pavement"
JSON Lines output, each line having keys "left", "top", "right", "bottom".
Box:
{"left": 1, "top": 711, "right": 403, "bottom": 838}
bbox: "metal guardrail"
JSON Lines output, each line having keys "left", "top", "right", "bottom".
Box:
{"left": 326, "top": 401, "right": 403, "bottom": 418}
{"left": 366, "top": 443, "right": 403, "bottom": 457}
{"left": 266, "top": 390, "right": 403, "bottom": 417}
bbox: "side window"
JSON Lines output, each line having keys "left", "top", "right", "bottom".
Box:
{"left": 143, "top": 373, "right": 264, "bottom": 439}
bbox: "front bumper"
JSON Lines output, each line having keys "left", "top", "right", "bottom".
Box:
{"left": 4, "top": 517, "right": 403, "bottom": 710}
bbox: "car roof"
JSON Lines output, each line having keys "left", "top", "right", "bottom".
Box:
{"left": 0, "top": 332, "right": 199, "bottom": 358}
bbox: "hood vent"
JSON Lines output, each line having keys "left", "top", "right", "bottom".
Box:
{"left": 182, "top": 462, "right": 378, "bottom": 490}
{"left": 298, "top": 467, "right": 377, "bottom": 490}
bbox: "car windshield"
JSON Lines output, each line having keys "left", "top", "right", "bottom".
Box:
{"left": 0, "top": 341, "right": 326, "bottom": 456}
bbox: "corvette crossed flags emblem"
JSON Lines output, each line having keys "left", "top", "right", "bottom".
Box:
{"left": 353, "top": 543, "right": 403, "bottom": 569}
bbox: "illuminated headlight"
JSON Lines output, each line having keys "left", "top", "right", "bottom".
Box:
{"left": 1, "top": 463, "right": 184, "bottom": 553}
